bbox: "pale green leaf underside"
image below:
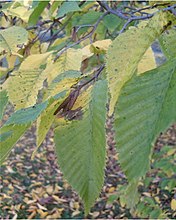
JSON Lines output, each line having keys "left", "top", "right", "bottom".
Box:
{"left": 0, "top": 100, "right": 49, "bottom": 164}
{"left": 0, "top": 90, "right": 8, "bottom": 120}
{"left": 0, "top": 124, "right": 30, "bottom": 165}
{"left": 159, "top": 28, "right": 176, "bottom": 59}
{"left": 0, "top": 26, "right": 28, "bottom": 54}
{"left": 106, "top": 11, "right": 175, "bottom": 116}
{"left": 54, "top": 80, "right": 107, "bottom": 214}
{"left": 5, "top": 102, "right": 48, "bottom": 125}
{"left": 57, "top": 1, "right": 81, "bottom": 18}
{"left": 114, "top": 59, "right": 176, "bottom": 183}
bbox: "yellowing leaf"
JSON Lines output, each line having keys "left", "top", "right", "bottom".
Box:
{"left": 137, "top": 47, "right": 156, "bottom": 75}
{"left": 44, "top": 48, "right": 82, "bottom": 85}
{"left": 0, "top": 67, "right": 8, "bottom": 78}
{"left": 171, "top": 199, "right": 176, "bottom": 211}
{"left": 37, "top": 209, "right": 48, "bottom": 218}
{"left": 159, "top": 28, "right": 176, "bottom": 59}
{"left": 0, "top": 26, "right": 28, "bottom": 55}
{"left": 106, "top": 11, "right": 175, "bottom": 116}
{"left": 4, "top": 52, "right": 51, "bottom": 109}
{"left": 6, "top": 6, "right": 33, "bottom": 23}
{"left": 108, "top": 187, "right": 116, "bottom": 193}
{"left": 34, "top": 93, "right": 66, "bottom": 157}
{"left": 6, "top": 54, "right": 17, "bottom": 70}
{"left": 54, "top": 80, "right": 108, "bottom": 214}
{"left": 82, "top": 39, "right": 112, "bottom": 60}
{"left": 43, "top": 69, "right": 81, "bottom": 103}
{"left": 72, "top": 86, "right": 92, "bottom": 111}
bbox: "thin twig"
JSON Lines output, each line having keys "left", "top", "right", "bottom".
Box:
{"left": 54, "top": 12, "right": 108, "bottom": 62}
{"left": 54, "top": 64, "right": 105, "bottom": 117}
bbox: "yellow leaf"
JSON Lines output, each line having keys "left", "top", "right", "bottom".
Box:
{"left": 4, "top": 52, "right": 52, "bottom": 109}
{"left": 142, "top": 192, "right": 151, "bottom": 197}
{"left": 44, "top": 48, "right": 82, "bottom": 85}
{"left": 106, "top": 11, "right": 175, "bottom": 116}
{"left": 28, "top": 211, "right": 36, "bottom": 219}
{"left": 137, "top": 47, "right": 156, "bottom": 75}
{"left": 82, "top": 39, "right": 112, "bottom": 60}
{"left": 37, "top": 203, "right": 47, "bottom": 211}
{"left": 46, "top": 185, "right": 54, "bottom": 195}
{"left": 52, "top": 195, "right": 67, "bottom": 203}
{"left": 72, "top": 86, "right": 92, "bottom": 111}
{"left": 6, "top": 5, "right": 33, "bottom": 23}
{"left": 0, "top": 67, "right": 8, "bottom": 77}
{"left": 6, "top": 54, "right": 17, "bottom": 69}
{"left": 108, "top": 187, "right": 116, "bottom": 193}
{"left": 167, "top": 148, "right": 176, "bottom": 156}
{"left": 44, "top": 78, "right": 78, "bottom": 100}
{"left": 72, "top": 210, "right": 81, "bottom": 217}
{"left": 154, "top": 196, "right": 160, "bottom": 203}
{"left": 37, "top": 209, "right": 48, "bottom": 218}
{"left": 171, "top": 199, "right": 176, "bottom": 211}
{"left": 0, "top": 26, "right": 28, "bottom": 55}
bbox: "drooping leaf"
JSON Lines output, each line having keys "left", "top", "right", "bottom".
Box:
{"left": 5, "top": 101, "right": 48, "bottom": 125}
{"left": 114, "top": 59, "right": 176, "bottom": 188}
{"left": 103, "top": 14, "right": 123, "bottom": 32}
{"left": 49, "top": 0, "right": 63, "bottom": 18}
{"left": 0, "top": 124, "right": 30, "bottom": 165}
{"left": 4, "top": 4, "right": 33, "bottom": 23}
{"left": 4, "top": 52, "right": 51, "bottom": 109}
{"left": 0, "top": 26, "right": 28, "bottom": 55}
{"left": 54, "top": 80, "right": 108, "bottom": 214}
{"left": 82, "top": 39, "right": 112, "bottom": 60}
{"left": 0, "top": 67, "right": 8, "bottom": 78}
{"left": 106, "top": 11, "right": 175, "bottom": 116}
{"left": 28, "top": 0, "right": 50, "bottom": 26}
{"left": 159, "top": 28, "right": 176, "bottom": 60}
{"left": 35, "top": 91, "right": 66, "bottom": 152}
{"left": 44, "top": 70, "right": 81, "bottom": 100}
{"left": 44, "top": 49, "right": 82, "bottom": 85}
{"left": 120, "top": 180, "right": 139, "bottom": 210}
{"left": 0, "top": 90, "right": 8, "bottom": 120}
{"left": 57, "top": 1, "right": 81, "bottom": 18}
{"left": 72, "top": 11, "right": 103, "bottom": 26}
{"left": 137, "top": 47, "right": 156, "bottom": 75}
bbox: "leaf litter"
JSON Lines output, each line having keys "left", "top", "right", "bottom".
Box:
{"left": 0, "top": 110, "right": 176, "bottom": 219}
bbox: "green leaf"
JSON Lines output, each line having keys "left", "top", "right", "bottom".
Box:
{"left": 4, "top": 52, "right": 51, "bottom": 109}
{"left": 54, "top": 80, "right": 108, "bottom": 214}
{"left": 72, "top": 11, "right": 103, "bottom": 26}
{"left": 49, "top": 0, "right": 63, "bottom": 18}
{"left": 159, "top": 28, "right": 176, "bottom": 60}
{"left": 114, "top": 59, "right": 176, "bottom": 185}
{"left": 0, "top": 90, "right": 8, "bottom": 120}
{"left": 0, "top": 124, "right": 30, "bottom": 165}
{"left": 57, "top": 1, "right": 81, "bottom": 18}
{"left": 106, "top": 11, "right": 176, "bottom": 115}
{"left": 28, "top": 0, "right": 50, "bottom": 26}
{"left": 103, "top": 14, "right": 123, "bottom": 32}
{"left": 120, "top": 180, "right": 139, "bottom": 210}
{"left": 0, "top": 26, "right": 28, "bottom": 55}
{"left": 5, "top": 101, "right": 48, "bottom": 125}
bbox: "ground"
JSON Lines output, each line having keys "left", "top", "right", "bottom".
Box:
{"left": 0, "top": 113, "right": 176, "bottom": 219}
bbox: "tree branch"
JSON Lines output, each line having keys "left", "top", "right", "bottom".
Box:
{"left": 53, "top": 12, "right": 108, "bottom": 62}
